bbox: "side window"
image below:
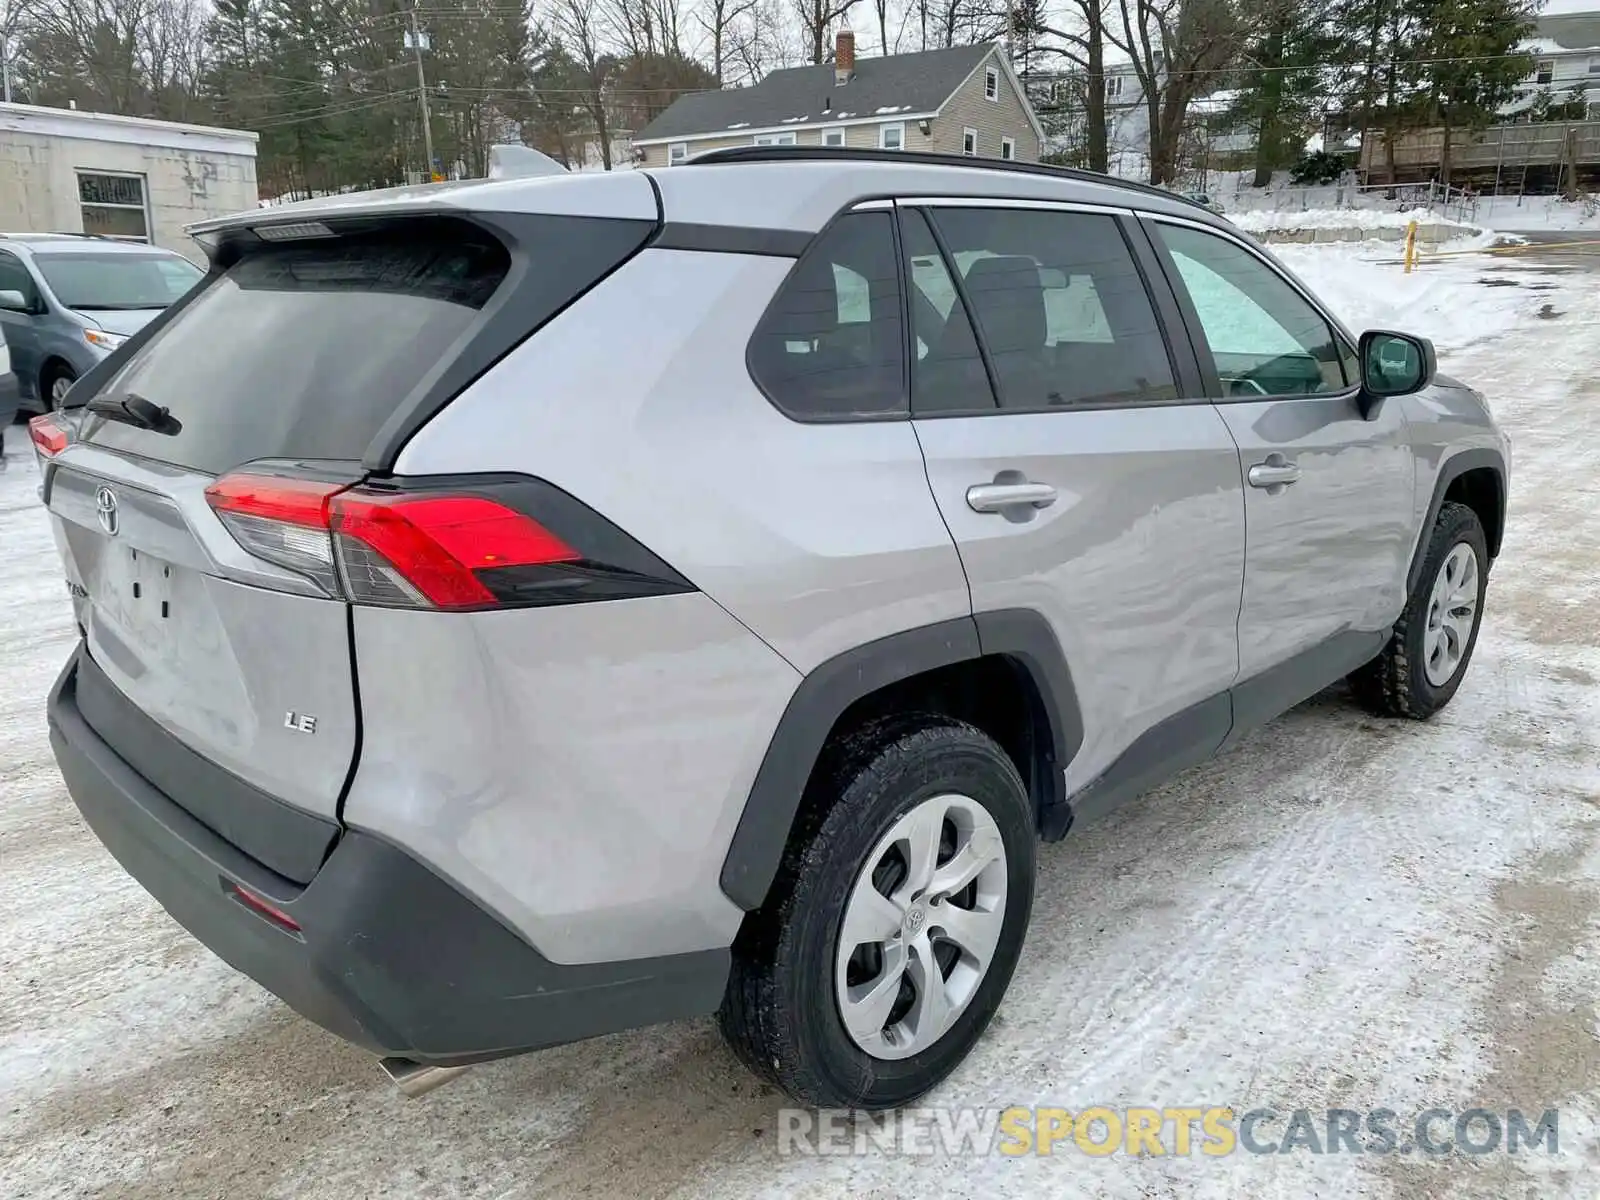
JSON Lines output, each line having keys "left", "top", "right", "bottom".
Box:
{"left": 748, "top": 211, "right": 906, "bottom": 419}
{"left": 927, "top": 207, "right": 1176, "bottom": 409}
{"left": 1153, "top": 222, "right": 1348, "bottom": 397}
{"left": 900, "top": 209, "right": 995, "bottom": 415}
{"left": 0, "top": 253, "right": 38, "bottom": 308}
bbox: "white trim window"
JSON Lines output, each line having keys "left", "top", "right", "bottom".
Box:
{"left": 823, "top": 127, "right": 845, "bottom": 146}
{"left": 1001, "top": 135, "right": 1016, "bottom": 160}
{"left": 1106, "top": 74, "right": 1126, "bottom": 100}
{"left": 962, "top": 127, "right": 978, "bottom": 156}
{"left": 667, "top": 141, "right": 688, "bottom": 165}
{"left": 1588, "top": 55, "right": 1600, "bottom": 75}
{"left": 880, "top": 122, "right": 905, "bottom": 150}
{"left": 984, "top": 67, "right": 1000, "bottom": 101}
{"left": 1535, "top": 59, "right": 1555, "bottom": 84}
{"left": 754, "top": 131, "right": 798, "bottom": 146}
{"left": 77, "top": 171, "right": 150, "bottom": 242}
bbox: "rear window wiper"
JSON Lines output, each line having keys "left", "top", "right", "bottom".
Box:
{"left": 85, "top": 392, "right": 182, "bottom": 435}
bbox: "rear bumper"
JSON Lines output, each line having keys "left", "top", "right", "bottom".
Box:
{"left": 47, "top": 644, "right": 730, "bottom": 1066}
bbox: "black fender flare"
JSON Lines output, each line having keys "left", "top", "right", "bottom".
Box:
{"left": 719, "top": 610, "right": 1083, "bottom": 911}
{"left": 1407, "top": 448, "right": 1506, "bottom": 595}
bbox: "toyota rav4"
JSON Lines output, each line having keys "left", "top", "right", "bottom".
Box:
{"left": 34, "top": 148, "right": 1509, "bottom": 1110}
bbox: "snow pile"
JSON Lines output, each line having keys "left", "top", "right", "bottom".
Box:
{"left": 1274, "top": 240, "right": 1538, "bottom": 351}
{"left": 1231, "top": 206, "right": 1480, "bottom": 236}
{"left": 1471, "top": 193, "right": 1600, "bottom": 231}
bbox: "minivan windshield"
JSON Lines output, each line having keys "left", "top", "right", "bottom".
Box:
{"left": 35, "top": 252, "right": 203, "bottom": 310}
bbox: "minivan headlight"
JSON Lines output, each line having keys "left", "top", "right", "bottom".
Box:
{"left": 84, "top": 328, "right": 128, "bottom": 352}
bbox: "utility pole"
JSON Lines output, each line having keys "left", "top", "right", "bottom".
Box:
{"left": 406, "top": 1, "right": 436, "bottom": 181}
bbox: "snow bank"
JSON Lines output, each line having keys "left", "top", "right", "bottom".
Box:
{"left": 1231, "top": 206, "right": 1479, "bottom": 236}
{"left": 1273, "top": 240, "right": 1536, "bottom": 352}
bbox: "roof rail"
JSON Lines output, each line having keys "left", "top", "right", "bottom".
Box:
{"left": 681, "top": 145, "right": 1184, "bottom": 206}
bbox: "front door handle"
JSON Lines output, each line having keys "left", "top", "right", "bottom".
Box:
{"left": 966, "top": 481, "right": 1058, "bottom": 513}
{"left": 1247, "top": 455, "right": 1301, "bottom": 489}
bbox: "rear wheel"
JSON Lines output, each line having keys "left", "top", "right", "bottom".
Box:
{"left": 1351, "top": 501, "right": 1489, "bottom": 719}
{"left": 718, "top": 716, "right": 1035, "bottom": 1109}
{"left": 44, "top": 363, "right": 77, "bottom": 411}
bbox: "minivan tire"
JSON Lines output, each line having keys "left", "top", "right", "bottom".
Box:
{"left": 1350, "top": 501, "right": 1489, "bottom": 719}
{"left": 44, "top": 364, "right": 77, "bottom": 412}
{"left": 718, "top": 715, "right": 1035, "bottom": 1110}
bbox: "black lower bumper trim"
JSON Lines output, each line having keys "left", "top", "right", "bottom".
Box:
{"left": 48, "top": 645, "right": 730, "bottom": 1065}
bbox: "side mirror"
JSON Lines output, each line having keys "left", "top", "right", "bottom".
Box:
{"left": 0, "top": 289, "right": 28, "bottom": 312}
{"left": 1357, "top": 329, "right": 1436, "bottom": 418}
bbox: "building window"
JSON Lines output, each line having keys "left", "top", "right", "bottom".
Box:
{"left": 880, "top": 122, "right": 905, "bottom": 150}
{"left": 754, "top": 131, "right": 798, "bottom": 146}
{"left": 1535, "top": 59, "right": 1555, "bottom": 84}
{"left": 823, "top": 127, "right": 845, "bottom": 146}
{"left": 668, "top": 142, "right": 688, "bottom": 165}
{"left": 1589, "top": 55, "right": 1600, "bottom": 75}
{"left": 78, "top": 172, "right": 149, "bottom": 242}
{"left": 962, "top": 127, "right": 978, "bottom": 156}
{"left": 1106, "top": 74, "right": 1125, "bottom": 100}
{"left": 1001, "top": 136, "right": 1016, "bottom": 160}
{"left": 985, "top": 67, "right": 1000, "bottom": 101}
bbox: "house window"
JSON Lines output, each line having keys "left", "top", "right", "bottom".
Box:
{"left": 1106, "top": 75, "right": 1125, "bottom": 100}
{"left": 78, "top": 172, "right": 149, "bottom": 242}
{"left": 823, "top": 127, "right": 845, "bottom": 146}
{"left": 668, "top": 142, "right": 688, "bottom": 165}
{"left": 880, "top": 122, "right": 905, "bottom": 150}
{"left": 754, "top": 131, "right": 797, "bottom": 146}
{"left": 1589, "top": 55, "right": 1600, "bottom": 75}
{"left": 1001, "top": 136, "right": 1016, "bottom": 160}
{"left": 962, "top": 127, "right": 978, "bottom": 156}
{"left": 985, "top": 67, "right": 1000, "bottom": 101}
{"left": 1535, "top": 59, "right": 1555, "bottom": 84}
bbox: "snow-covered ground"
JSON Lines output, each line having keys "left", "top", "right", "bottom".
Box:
{"left": 1229, "top": 207, "right": 1482, "bottom": 237}
{"left": 2, "top": 242, "right": 1599, "bottom": 1198}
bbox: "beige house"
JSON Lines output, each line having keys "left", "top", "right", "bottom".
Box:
{"left": 633, "top": 34, "right": 1044, "bottom": 167}
{"left": 0, "top": 103, "right": 258, "bottom": 262}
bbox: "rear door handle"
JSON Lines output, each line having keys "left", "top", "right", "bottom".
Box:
{"left": 1247, "top": 457, "right": 1301, "bottom": 489}
{"left": 966, "top": 481, "right": 1058, "bottom": 513}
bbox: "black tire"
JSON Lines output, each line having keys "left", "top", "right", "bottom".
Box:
{"left": 1350, "top": 501, "right": 1489, "bottom": 719}
{"left": 718, "top": 715, "right": 1035, "bottom": 1110}
{"left": 42, "top": 363, "right": 77, "bottom": 412}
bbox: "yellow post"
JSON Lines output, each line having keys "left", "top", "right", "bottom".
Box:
{"left": 1403, "top": 220, "right": 1418, "bottom": 273}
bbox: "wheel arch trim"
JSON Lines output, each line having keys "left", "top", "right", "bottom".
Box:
{"left": 1407, "top": 447, "right": 1506, "bottom": 595}
{"left": 719, "top": 610, "right": 1082, "bottom": 911}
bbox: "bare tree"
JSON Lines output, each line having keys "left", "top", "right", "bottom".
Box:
{"left": 795, "top": 0, "right": 858, "bottom": 63}
{"left": 1017, "top": 0, "right": 1111, "bottom": 171}
{"left": 1111, "top": 0, "right": 1245, "bottom": 184}
{"left": 554, "top": 0, "right": 614, "bottom": 168}
{"left": 694, "top": 0, "right": 757, "bottom": 83}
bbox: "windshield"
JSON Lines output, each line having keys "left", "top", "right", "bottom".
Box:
{"left": 35, "top": 252, "right": 204, "bottom": 310}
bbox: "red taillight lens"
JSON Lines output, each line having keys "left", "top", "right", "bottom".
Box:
{"left": 205, "top": 472, "right": 587, "bottom": 610}
{"left": 29, "top": 415, "right": 69, "bottom": 458}
{"left": 330, "top": 493, "right": 580, "bottom": 609}
{"left": 205, "top": 474, "right": 345, "bottom": 595}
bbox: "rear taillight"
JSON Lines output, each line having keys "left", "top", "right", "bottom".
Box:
{"left": 29, "top": 415, "right": 69, "bottom": 458}
{"left": 204, "top": 471, "right": 690, "bottom": 610}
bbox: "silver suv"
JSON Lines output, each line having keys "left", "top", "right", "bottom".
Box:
{"left": 34, "top": 148, "right": 1509, "bottom": 1110}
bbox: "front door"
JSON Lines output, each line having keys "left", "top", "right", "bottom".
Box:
{"left": 1143, "top": 218, "right": 1414, "bottom": 704}
{"left": 901, "top": 202, "right": 1247, "bottom": 800}
{"left": 0, "top": 251, "right": 42, "bottom": 405}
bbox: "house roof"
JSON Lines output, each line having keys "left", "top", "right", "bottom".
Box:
{"left": 1532, "top": 12, "right": 1600, "bottom": 49}
{"left": 634, "top": 43, "right": 1002, "bottom": 144}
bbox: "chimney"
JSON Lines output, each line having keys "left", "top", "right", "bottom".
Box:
{"left": 835, "top": 24, "right": 855, "bottom": 86}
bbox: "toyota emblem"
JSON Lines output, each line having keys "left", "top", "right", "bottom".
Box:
{"left": 95, "top": 485, "right": 120, "bottom": 536}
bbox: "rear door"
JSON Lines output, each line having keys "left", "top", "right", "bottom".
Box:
{"left": 903, "top": 201, "right": 1247, "bottom": 804}
{"left": 44, "top": 206, "right": 655, "bottom": 837}
{"left": 1142, "top": 217, "right": 1414, "bottom": 692}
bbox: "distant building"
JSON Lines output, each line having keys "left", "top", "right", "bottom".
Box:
{"left": 1505, "top": 7, "right": 1600, "bottom": 119}
{"left": 633, "top": 33, "right": 1044, "bottom": 166}
{"left": 0, "top": 103, "right": 258, "bottom": 259}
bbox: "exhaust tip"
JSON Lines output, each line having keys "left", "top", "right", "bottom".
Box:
{"left": 378, "top": 1056, "right": 470, "bottom": 1099}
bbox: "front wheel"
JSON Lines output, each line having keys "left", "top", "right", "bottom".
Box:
{"left": 44, "top": 365, "right": 78, "bottom": 411}
{"left": 718, "top": 717, "right": 1036, "bottom": 1110}
{"left": 1351, "top": 500, "right": 1489, "bottom": 718}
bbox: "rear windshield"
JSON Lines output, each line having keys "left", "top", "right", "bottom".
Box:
{"left": 80, "top": 221, "right": 511, "bottom": 474}
{"left": 37, "top": 252, "right": 203, "bottom": 310}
